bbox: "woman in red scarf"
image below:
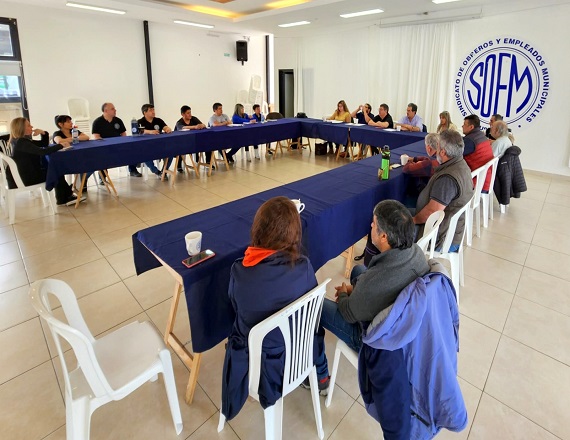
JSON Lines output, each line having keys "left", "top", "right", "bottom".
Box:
{"left": 221, "top": 196, "right": 318, "bottom": 420}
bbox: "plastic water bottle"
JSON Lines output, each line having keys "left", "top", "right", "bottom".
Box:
{"left": 71, "top": 125, "right": 79, "bottom": 145}
{"left": 381, "top": 145, "right": 391, "bottom": 180}
{"left": 131, "top": 117, "right": 138, "bottom": 136}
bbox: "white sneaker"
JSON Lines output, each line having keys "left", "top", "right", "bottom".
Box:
{"left": 246, "top": 151, "right": 251, "bottom": 162}
{"left": 254, "top": 150, "right": 260, "bottom": 160}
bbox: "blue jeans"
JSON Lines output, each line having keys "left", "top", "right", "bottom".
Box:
{"left": 314, "top": 265, "right": 366, "bottom": 379}
{"left": 144, "top": 157, "right": 172, "bottom": 174}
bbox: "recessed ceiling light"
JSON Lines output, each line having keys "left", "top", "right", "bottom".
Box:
{"left": 340, "top": 9, "right": 384, "bottom": 19}
{"left": 432, "top": 0, "right": 464, "bottom": 4}
{"left": 278, "top": 21, "right": 311, "bottom": 28}
{"left": 174, "top": 20, "right": 215, "bottom": 29}
{"left": 66, "top": 2, "right": 126, "bottom": 15}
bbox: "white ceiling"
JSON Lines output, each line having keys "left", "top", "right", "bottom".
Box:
{"left": 7, "top": 0, "right": 570, "bottom": 37}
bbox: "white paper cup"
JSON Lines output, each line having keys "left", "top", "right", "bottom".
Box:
{"left": 400, "top": 154, "right": 409, "bottom": 165}
{"left": 396, "top": 124, "right": 401, "bottom": 131}
{"left": 353, "top": 118, "right": 359, "bottom": 124}
{"left": 185, "top": 231, "right": 202, "bottom": 256}
{"left": 290, "top": 199, "right": 305, "bottom": 213}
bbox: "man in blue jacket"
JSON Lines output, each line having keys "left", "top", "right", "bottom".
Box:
{"left": 305, "top": 200, "right": 429, "bottom": 395}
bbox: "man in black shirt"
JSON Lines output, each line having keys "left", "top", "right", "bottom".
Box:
{"left": 137, "top": 104, "right": 173, "bottom": 179}
{"left": 364, "top": 103, "right": 394, "bottom": 155}
{"left": 92, "top": 102, "right": 142, "bottom": 178}
{"left": 175, "top": 105, "right": 207, "bottom": 170}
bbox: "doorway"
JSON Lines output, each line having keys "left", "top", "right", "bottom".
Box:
{"left": 278, "top": 69, "right": 294, "bottom": 118}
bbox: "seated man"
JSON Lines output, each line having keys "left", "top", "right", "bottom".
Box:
{"left": 413, "top": 129, "right": 475, "bottom": 252}
{"left": 307, "top": 200, "right": 430, "bottom": 395}
{"left": 402, "top": 132, "right": 440, "bottom": 200}
{"left": 365, "top": 103, "right": 394, "bottom": 155}
{"left": 137, "top": 103, "right": 173, "bottom": 180}
{"left": 462, "top": 114, "right": 494, "bottom": 192}
{"left": 175, "top": 105, "right": 207, "bottom": 170}
{"left": 490, "top": 120, "right": 512, "bottom": 158}
{"left": 398, "top": 102, "right": 423, "bottom": 132}
{"left": 350, "top": 103, "right": 374, "bottom": 124}
{"left": 486, "top": 113, "right": 515, "bottom": 144}
{"left": 208, "top": 102, "right": 240, "bottom": 163}
{"left": 92, "top": 102, "right": 141, "bottom": 180}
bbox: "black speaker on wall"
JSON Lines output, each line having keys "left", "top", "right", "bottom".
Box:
{"left": 237, "top": 40, "right": 248, "bottom": 64}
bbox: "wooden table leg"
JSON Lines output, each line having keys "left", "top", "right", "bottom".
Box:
{"left": 183, "top": 154, "right": 199, "bottom": 177}
{"left": 99, "top": 170, "right": 118, "bottom": 197}
{"left": 341, "top": 245, "right": 354, "bottom": 279}
{"left": 164, "top": 281, "right": 202, "bottom": 405}
{"left": 74, "top": 173, "right": 87, "bottom": 209}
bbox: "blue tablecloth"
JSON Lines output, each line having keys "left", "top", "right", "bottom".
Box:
{"left": 132, "top": 142, "right": 428, "bottom": 353}
{"left": 349, "top": 125, "right": 426, "bottom": 148}
{"left": 45, "top": 119, "right": 302, "bottom": 190}
{"left": 45, "top": 119, "right": 426, "bottom": 190}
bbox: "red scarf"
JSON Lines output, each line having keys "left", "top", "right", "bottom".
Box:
{"left": 242, "top": 247, "right": 278, "bottom": 267}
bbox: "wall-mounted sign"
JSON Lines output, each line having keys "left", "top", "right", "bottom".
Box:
{"left": 455, "top": 37, "right": 549, "bottom": 130}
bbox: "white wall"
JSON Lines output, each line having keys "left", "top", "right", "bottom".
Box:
{"left": 275, "top": 5, "right": 570, "bottom": 176}
{"left": 149, "top": 23, "right": 266, "bottom": 127}
{"left": 0, "top": 1, "right": 266, "bottom": 133}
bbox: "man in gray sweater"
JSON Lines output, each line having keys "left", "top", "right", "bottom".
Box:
{"left": 305, "top": 200, "right": 429, "bottom": 395}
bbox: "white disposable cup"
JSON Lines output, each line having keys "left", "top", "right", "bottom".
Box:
{"left": 290, "top": 199, "right": 305, "bottom": 213}
{"left": 185, "top": 231, "right": 202, "bottom": 256}
{"left": 396, "top": 124, "right": 401, "bottom": 131}
{"left": 353, "top": 118, "right": 359, "bottom": 124}
{"left": 322, "top": 116, "right": 327, "bottom": 122}
{"left": 400, "top": 154, "right": 409, "bottom": 165}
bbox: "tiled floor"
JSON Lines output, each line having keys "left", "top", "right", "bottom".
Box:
{"left": 1, "top": 150, "right": 569, "bottom": 439}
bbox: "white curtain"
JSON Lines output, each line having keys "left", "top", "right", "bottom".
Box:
{"left": 293, "top": 22, "right": 457, "bottom": 132}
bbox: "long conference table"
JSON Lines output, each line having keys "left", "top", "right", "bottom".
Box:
{"left": 44, "top": 118, "right": 426, "bottom": 191}
{"left": 132, "top": 132, "right": 428, "bottom": 404}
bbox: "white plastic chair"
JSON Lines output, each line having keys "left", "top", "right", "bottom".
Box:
{"left": 324, "top": 339, "right": 358, "bottom": 408}
{"left": 465, "top": 164, "right": 488, "bottom": 246}
{"left": 417, "top": 210, "right": 445, "bottom": 259}
{"left": 481, "top": 156, "right": 500, "bottom": 227}
{"left": 218, "top": 279, "right": 331, "bottom": 440}
{"left": 249, "top": 88, "right": 264, "bottom": 106}
{"left": 29, "top": 279, "right": 183, "bottom": 440}
{"left": 431, "top": 196, "right": 473, "bottom": 303}
{"left": 0, "top": 139, "right": 10, "bottom": 155}
{"left": 0, "top": 140, "right": 7, "bottom": 202}
{"left": 0, "top": 152, "right": 55, "bottom": 224}
{"left": 67, "top": 97, "right": 90, "bottom": 120}
{"left": 68, "top": 97, "right": 91, "bottom": 137}
{"left": 250, "top": 74, "right": 262, "bottom": 91}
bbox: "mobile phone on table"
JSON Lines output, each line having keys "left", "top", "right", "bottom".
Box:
{"left": 182, "top": 249, "right": 215, "bottom": 268}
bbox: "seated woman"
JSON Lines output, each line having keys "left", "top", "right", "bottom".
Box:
{"left": 232, "top": 103, "right": 258, "bottom": 162}
{"left": 6, "top": 117, "right": 83, "bottom": 206}
{"left": 53, "top": 115, "right": 91, "bottom": 191}
{"left": 53, "top": 114, "right": 89, "bottom": 145}
{"left": 221, "top": 196, "right": 318, "bottom": 421}
{"left": 326, "top": 100, "right": 351, "bottom": 156}
{"left": 436, "top": 111, "right": 459, "bottom": 134}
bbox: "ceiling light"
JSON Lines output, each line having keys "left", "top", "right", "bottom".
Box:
{"left": 183, "top": 5, "right": 239, "bottom": 19}
{"left": 267, "top": 0, "right": 309, "bottom": 8}
{"left": 432, "top": 0, "right": 464, "bottom": 4}
{"left": 340, "top": 9, "right": 384, "bottom": 19}
{"left": 278, "top": 21, "right": 311, "bottom": 28}
{"left": 174, "top": 20, "right": 214, "bottom": 29}
{"left": 66, "top": 2, "right": 126, "bottom": 15}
